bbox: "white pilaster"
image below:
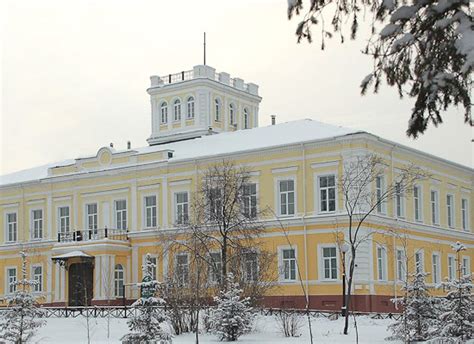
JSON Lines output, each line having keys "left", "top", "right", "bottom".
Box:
{"left": 162, "top": 176, "right": 168, "bottom": 228}
{"left": 46, "top": 256, "right": 52, "bottom": 303}
{"left": 131, "top": 182, "right": 137, "bottom": 231}
{"left": 60, "top": 267, "right": 66, "bottom": 302}
{"left": 126, "top": 255, "right": 131, "bottom": 298}
{"left": 47, "top": 193, "right": 52, "bottom": 240}
{"left": 132, "top": 247, "right": 139, "bottom": 298}
{"left": 73, "top": 191, "right": 78, "bottom": 229}
{"left": 54, "top": 263, "right": 59, "bottom": 302}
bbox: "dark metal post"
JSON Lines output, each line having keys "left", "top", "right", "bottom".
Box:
{"left": 57, "top": 233, "right": 60, "bottom": 242}
{"left": 181, "top": 71, "right": 184, "bottom": 80}
{"left": 341, "top": 251, "right": 347, "bottom": 316}
{"left": 104, "top": 226, "right": 108, "bottom": 238}
{"left": 122, "top": 285, "right": 126, "bottom": 306}
{"left": 168, "top": 74, "right": 171, "bottom": 83}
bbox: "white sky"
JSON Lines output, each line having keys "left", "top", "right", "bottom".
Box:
{"left": 1, "top": 0, "right": 473, "bottom": 175}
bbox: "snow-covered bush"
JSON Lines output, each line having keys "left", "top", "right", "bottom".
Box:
{"left": 210, "top": 273, "right": 254, "bottom": 341}
{"left": 387, "top": 271, "right": 437, "bottom": 342}
{"left": 121, "top": 253, "right": 172, "bottom": 344}
{"left": 0, "top": 251, "right": 45, "bottom": 344}
{"left": 275, "top": 310, "right": 303, "bottom": 337}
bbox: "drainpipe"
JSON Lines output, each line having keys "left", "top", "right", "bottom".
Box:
{"left": 301, "top": 143, "right": 309, "bottom": 308}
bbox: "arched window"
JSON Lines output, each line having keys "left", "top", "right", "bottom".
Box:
{"left": 173, "top": 99, "right": 181, "bottom": 121}
{"left": 243, "top": 108, "right": 249, "bottom": 129}
{"left": 160, "top": 102, "right": 168, "bottom": 124}
{"left": 187, "top": 96, "right": 195, "bottom": 119}
{"left": 114, "top": 264, "right": 124, "bottom": 297}
{"left": 215, "top": 98, "right": 221, "bottom": 122}
{"left": 229, "top": 103, "right": 235, "bottom": 125}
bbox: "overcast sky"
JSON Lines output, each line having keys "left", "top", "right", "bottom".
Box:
{"left": 1, "top": 0, "right": 473, "bottom": 176}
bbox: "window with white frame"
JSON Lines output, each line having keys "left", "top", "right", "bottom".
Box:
{"left": 144, "top": 195, "right": 157, "bottom": 228}
{"left": 415, "top": 251, "right": 424, "bottom": 274}
{"left": 115, "top": 200, "right": 127, "bottom": 230}
{"left": 58, "top": 206, "right": 70, "bottom": 234}
{"left": 396, "top": 249, "right": 406, "bottom": 282}
{"left": 7, "top": 267, "right": 17, "bottom": 294}
{"left": 461, "top": 198, "right": 469, "bottom": 231}
{"left": 209, "top": 252, "right": 222, "bottom": 284}
{"left": 32, "top": 265, "right": 43, "bottom": 292}
{"left": 432, "top": 253, "right": 440, "bottom": 284}
{"left": 319, "top": 175, "right": 336, "bottom": 213}
{"left": 242, "top": 183, "right": 257, "bottom": 219}
{"left": 278, "top": 179, "right": 295, "bottom": 216}
{"left": 395, "top": 182, "right": 405, "bottom": 218}
{"left": 31, "top": 209, "right": 43, "bottom": 240}
{"left": 173, "top": 99, "right": 181, "bottom": 121}
{"left": 229, "top": 103, "right": 235, "bottom": 125}
{"left": 462, "top": 257, "right": 470, "bottom": 277}
{"left": 447, "top": 194, "right": 454, "bottom": 228}
{"left": 209, "top": 188, "right": 223, "bottom": 219}
{"left": 175, "top": 192, "right": 189, "bottom": 225}
{"left": 448, "top": 255, "right": 455, "bottom": 280}
{"left": 244, "top": 251, "right": 258, "bottom": 282}
{"left": 376, "top": 176, "right": 386, "bottom": 214}
{"left": 160, "top": 102, "right": 168, "bottom": 124}
{"left": 6, "top": 212, "right": 17, "bottom": 242}
{"left": 86, "top": 203, "right": 98, "bottom": 232}
{"left": 322, "top": 246, "right": 338, "bottom": 280}
{"left": 186, "top": 96, "right": 195, "bottom": 119}
{"left": 243, "top": 108, "right": 249, "bottom": 129}
{"left": 281, "top": 248, "right": 296, "bottom": 281}
{"left": 215, "top": 99, "right": 221, "bottom": 121}
{"left": 377, "top": 246, "right": 387, "bottom": 281}
{"left": 176, "top": 254, "right": 189, "bottom": 286}
{"left": 414, "top": 185, "right": 422, "bottom": 222}
{"left": 430, "top": 190, "right": 439, "bottom": 225}
{"left": 114, "top": 264, "right": 124, "bottom": 297}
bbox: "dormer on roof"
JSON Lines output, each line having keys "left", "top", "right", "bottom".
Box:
{"left": 146, "top": 64, "right": 262, "bottom": 146}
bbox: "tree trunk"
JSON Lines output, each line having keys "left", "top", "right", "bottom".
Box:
{"left": 222, "top": 236, "right": 227, "bottom": 288}
{"left": 343, "top": 248, "right": 357, "bottom": 335}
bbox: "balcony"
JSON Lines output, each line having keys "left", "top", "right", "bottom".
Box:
{"left": 57, "top": 227, "right": 128, "bottom": 243}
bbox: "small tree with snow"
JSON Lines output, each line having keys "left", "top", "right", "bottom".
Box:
{"left": 436, "top": 242, "right": 474, "bottom": 342}
{"left": 121, "top": 253, "right": 172, "bottom": 344}
{"left": 210, "top": 273, "right": 254, "bottom": 341}
{"left": 0, "top": 251, "right": 45, "bottom": 344}
{"left": 387, "top": 271, "right": 437, "bottom": 342}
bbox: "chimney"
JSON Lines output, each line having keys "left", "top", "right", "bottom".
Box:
{"left": 109, "top": 142, "right": 114, "bottom": 148}
{"left": 271, "top": 115, "right": 276, "bottom": 125}
{"left": 127, "top": 141, "right": 131, "bottom": 149}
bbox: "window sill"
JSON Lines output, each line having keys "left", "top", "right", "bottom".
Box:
{"left": 279, "top": 279, "right": 299, "bottom": 284}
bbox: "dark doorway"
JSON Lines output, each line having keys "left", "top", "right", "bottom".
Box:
{"left": 68, "top": 263, "right": 94, "bottom": 306}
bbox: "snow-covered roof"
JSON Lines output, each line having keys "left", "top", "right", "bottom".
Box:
{"left": 52, "top": 251, "right": 92, "bottom": 260}
{"left": 0, "top": 119, "right": 360, "bottom": 187}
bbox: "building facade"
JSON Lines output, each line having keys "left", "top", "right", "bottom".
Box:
{"left": 0, "top": 64, "right": 473, "bottom": 312}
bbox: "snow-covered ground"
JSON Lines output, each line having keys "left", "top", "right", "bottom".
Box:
{"left": 34, "top": 314, "right": 398, "bottom": 343}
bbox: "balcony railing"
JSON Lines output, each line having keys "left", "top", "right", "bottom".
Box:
{"left": 57, "top": 227, "right": 128, "bottom": 243}
{"left": 161, "top": 70, "right": 194, "bottom": 85}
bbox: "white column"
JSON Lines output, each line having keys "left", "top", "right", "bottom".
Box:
{"left": 131, "top": 182, "right": 137, "bottom": 232}
{"left": 162, "top": 176, "right": 168, "bottom": 228}
{"left": 109, "top": 255, "right": 115, "bottom": 299}
{"left": 126, "top": 255, "right": 131, "bottom": 298}
{"left": 132, "top": 247, "right": 139, "bottom": 298}
{"left": 100, "top": 255, "right": 109, "bottom": 298}
{"left": 60, "top": 267, "right": 66, "bottom": 302}
{"left": 94, "top": 256, "right": 101, "bottom": 300}
{"left": 46, "top": 256, "right": 52, "bottom": 303}
{"left": 54, "top": 264, "right": 59, "bottom": 302}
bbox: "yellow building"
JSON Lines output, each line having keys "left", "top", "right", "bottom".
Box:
{"left": 0, "top": 64, "right": 472, "bottom": 312}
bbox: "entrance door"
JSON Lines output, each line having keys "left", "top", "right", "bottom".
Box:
{"left": 68, "top": 263, "right": 93, "bottom": 306}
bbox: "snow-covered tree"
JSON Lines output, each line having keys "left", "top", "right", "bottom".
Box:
{"left": 210, "top": 273, "right": 254, "bottom": 341}
{"left": 387, "top": 271, "right": 437, "bottom": 342}
{"left": 287, "top": 0, "right": 473, "bottom": 138}
{"left": 436, "top": 242, "right": 474, "bottom": 342}
{"left": 121, "top": 253, "right": 172, "bottom": 344}
{"left": 0, "top": 251, "right": 45, "bottom": 344}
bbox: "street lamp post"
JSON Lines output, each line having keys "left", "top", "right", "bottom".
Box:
{"left": 341, "top": 243, "right": 350, "bottom": 317}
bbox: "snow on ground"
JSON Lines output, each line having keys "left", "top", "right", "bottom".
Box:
{"left": 33, "top": 314, "right": 398, "bottom": 343}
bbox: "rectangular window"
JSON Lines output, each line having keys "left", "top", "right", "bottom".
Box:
{"left": 32, "top": 266, "right": 43, "bottom": 292}
{"left": 395, "top": 183, "right": 405, "bottom": 218}
{"left": 115, "top": 200, "right": 127, "bottom": 230}
{"left": 175, "top": 192, "right": 189, "bottom": 225}
{"left": 31, "top": 209, "right": 43, "bottom": 240}
{"left": 319, "top": 175, "right": 336, "bottom": 213}
{"left": 144, "top": 196, "right": 157, "bottom": 228}
{"left": 396, "top": 249, "right": 406, "bottom": 282}
{"left": 86, "top": 203, "right": 98, "bottom": 232}
{"left": 377, "top": 246, "right": 387, "bottom": 281}
{"left": 414, "top": 185, "right": 422, "bottom": 222}
{"left": 376, "top": 176, "right": 386, "bottom": 214}
{"left": 209, "top": 252, "right": 222, "bottom": 284}
{"left": 461, "top": 198, "right": 469, "bottom": 231}
{"left": 114, "top": 265, "right": 124, "bottom": 297}
{"left": 209, "top": 188, "right": 223, "bottom": 218}
{"left": 432, "top": 253, "right": 440, "bottom": 284}
{"left": 447, "top": 194, "right": 454, "bottom": 228}
{"left": 279, "top": 180, "right": 295, "bottom": 216}
{"left": 58, "top": 206, "right": 70, "bottom": 234}
{"left": 6, "top": 213, "right": 18, "bottom": 242}
{"left": 7, "top": 268, "right": 17, "bottom": 294}
{"left": 462, "top": 257, "right": 470, "bottom": 277}
{"left": 176, "top": 254, "right": 189, "bottom": 286}
{"left": 448, "top": 256, "right": 455, "bottom": 280}
{"left": 242, "top": 183, "right": 257, "bottom": 219}
{"left": 415, "top": 251, "right": 424, "bottom": 274}
{"left": 244, "top": 251, "right": 258, "bottom": 282}
{"left": 322, "top": 247, "right": 338, "bottom": 280}
{"left": 282, "top": 248, "right": 296, "bottom": 281}
{"left": 431, "top": 190, "right": 439, "bottom": 225}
